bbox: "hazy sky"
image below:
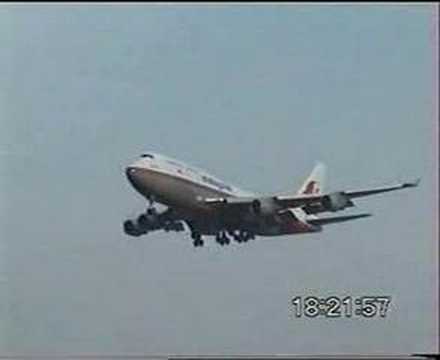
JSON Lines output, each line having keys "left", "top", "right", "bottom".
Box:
{"left": 0, "top": 4, "right": 438, "bottom": 355}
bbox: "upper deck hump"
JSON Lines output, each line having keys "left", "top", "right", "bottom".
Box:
{"left": 148, "top": 152, "right": 254, "bottom": 197}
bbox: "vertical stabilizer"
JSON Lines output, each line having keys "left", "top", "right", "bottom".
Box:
{"left": 297, "top": 163, "right": 326, "bottom": 195}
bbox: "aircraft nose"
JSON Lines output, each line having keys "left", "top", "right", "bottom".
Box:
{"left": 125, "top": 165, "right": 150, "bottom": 195}
{"left": 125, "top": 166, "right": 140, "bottom": 184}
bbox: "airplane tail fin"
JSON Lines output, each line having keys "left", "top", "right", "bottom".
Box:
{"left": 297, "top": 162, "right": 326, "bottom": 195}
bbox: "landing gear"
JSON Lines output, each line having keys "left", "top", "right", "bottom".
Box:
{"left": 194, "top": 239, "right": 204, "bottom": 247}
{"left": 163, "top": 221, "right": 185, "bottom": 232}
{"left": 223, "top": 233, "right": 231, "bottom": 245}
{"left": 242, "top": 232, "right": 248, "bottom": 242}
{"left": 234, "top": 231, "right": 244, "bottom": 243}
{"left": 137, "top": 214, "right": 150, "bottom": 230}
{"left": 146, "top": 207, "right": 157, "bottom": 216}
{"left": 191, "top": 232, "right": 204, "bottom": 247}
{"left": 137, "top": 211, "right": 160, "bottom": 231}
{"left": 145, "top": 196, "right": 158, "bottom": 219}
{"left": 123, "top": 220, "right": 143, "bottom": 237}
{"left": 232, "top": 231, "right": 255, "bottom": 243}
{"left": 213, "top": 230, "right": 257, "bottom": 245}
{"left": 147, "top": 195, "right": 155, "bottom": 209}
{"left": 215, "top": 231, "right": 231, "bottom": 246}
{"left": 231, "top": 231, "right": 241, "bottom": 242}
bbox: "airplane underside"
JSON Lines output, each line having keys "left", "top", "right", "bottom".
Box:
{"left": 123, "top": 200, "right": 319, "bottom": 247}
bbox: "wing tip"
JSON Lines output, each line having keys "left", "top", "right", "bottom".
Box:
{"left": 360, "top": 212, "right": 373, "bottom": 218}
{"left": 403, "top": 178, "right": 421, "bottom": 188}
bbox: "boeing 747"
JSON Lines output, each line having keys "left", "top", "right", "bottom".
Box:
{"left": 123, "top": 152, "right": 419, "bottom": 247}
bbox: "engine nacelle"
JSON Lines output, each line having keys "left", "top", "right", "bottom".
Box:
{"left": 250, "top": 198, "right": 279, "bottom": 216}
{"left": 321, "top": 192, "right": 352, "bottom": 212}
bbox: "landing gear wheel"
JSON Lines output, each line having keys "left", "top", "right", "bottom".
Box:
{"left": 137, "top": 214, "right": 150, "bottom": 229}
{"left": 216, "top": 231, "right": 230, "bottom": 246}
{"left": 163, "top": 222, "right": 171, "bottom": 232}
{"left": 215, "top": 233, "right": 222, "bottom": 245}
{"left": 175, "top": 222, "right": 185, "bottom": 232}
{"left": 221, "top": 232, "right": 230, "bottom": 245}
{"left": 123, "top": 220, "right": 141, "bottom": 237}
{"left": 235, "top": 231, "right": 250, "bottom": 243}
{"left": 146, "top": 207, "right": 157, "bottom": 216}
{"left": 193, "top": 239, "right": 204, "bottom": 247}
{"left": 191, "top": 232, "right": 203, "bottom": 247}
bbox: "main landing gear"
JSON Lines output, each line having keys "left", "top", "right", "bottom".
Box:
{"left": 214, "top": 230, "right": 255, "bottom": 246}
{"left": 191, "top": 231, "right": 204, "bottom": 247}
{"left": 215, "top": 231, "right": 231, "bottom": 246}
{"left": 232, "top": 230, "right": 255, "bottom": 243}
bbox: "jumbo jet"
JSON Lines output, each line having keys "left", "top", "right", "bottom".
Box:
{"left": 124, "top": 152, "right": 419, "bottom": 247}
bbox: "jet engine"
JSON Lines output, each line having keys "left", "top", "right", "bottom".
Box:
{"left": 250, "top": 198, "right": 279, "bottom": 216}
{"left": 321, "top": 192, "right": 353, "bottom": 212}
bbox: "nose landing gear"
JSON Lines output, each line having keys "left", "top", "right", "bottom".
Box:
{"left": 214, "top": 230, "right": 256, "bottom": 246}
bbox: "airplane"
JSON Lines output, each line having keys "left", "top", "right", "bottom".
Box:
{"left": 123, "top": 152, "right": 419, "bottom": 247}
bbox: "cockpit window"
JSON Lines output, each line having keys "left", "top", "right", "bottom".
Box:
{"left": 141, "top": 154, "right": 154, "bottom": 159}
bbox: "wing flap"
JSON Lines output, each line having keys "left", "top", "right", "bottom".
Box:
{"left": 204, "top": 194, "right": 323, "bottom": 210}
{"left": 307, "top": 213, "right": 372, "bottom": 226}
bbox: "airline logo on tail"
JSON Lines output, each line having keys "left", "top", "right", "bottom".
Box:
{"left": 297, "top": 163, "right": 326, "bottom": 195}
{"left": 303, "top": 180, "right": 320, "bottom": 194}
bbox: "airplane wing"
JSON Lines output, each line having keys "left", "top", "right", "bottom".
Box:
{"left": 343, "top": 179, "right": 420, "bottom": 198}
{"left": 306, "top": 213, "right": 372, "bottom": 226}
{"left": 204, "top": 179, "right": 420, "bottom": 214}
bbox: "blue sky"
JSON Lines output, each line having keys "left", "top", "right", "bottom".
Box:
{"left": 0, "top": 4, "right": 437, "bottom": 355}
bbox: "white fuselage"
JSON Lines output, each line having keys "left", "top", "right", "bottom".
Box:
{"left": 125, "top": 152, "right": 315, "bottom": 236}
{"left": 126, "top": 153, "right": 253, "bottom": 210}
